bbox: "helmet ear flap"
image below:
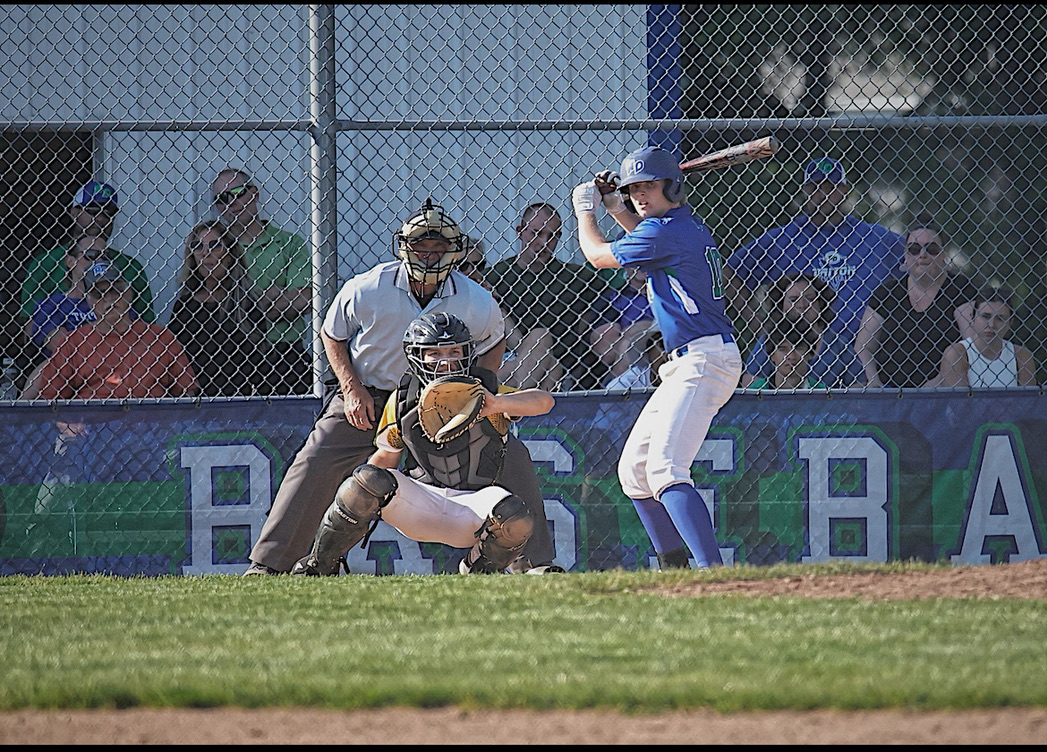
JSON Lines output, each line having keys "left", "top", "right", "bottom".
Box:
{"left": 663, "top": 177, "right": 685, "bottom": 204}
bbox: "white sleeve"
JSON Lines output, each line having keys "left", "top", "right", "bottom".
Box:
{"left": 471, "top": 291, "right": 506, "bottom": 357}
{"left": 322, "top": 281, "right": 357, "bottom": 341}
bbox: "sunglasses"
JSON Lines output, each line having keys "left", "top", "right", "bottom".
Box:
{"left": 213, "top": 184, "right": 253, "bottom": 206}
{"left": 80, "top": 204, "right": 115, "bottom": 216}
{"left": 68, "top": 247, "right": 104, "bottom": 261}
{"left": 190, "top": 239, "right": 225, "bottom": 252}
{"left": 906, "top": 242, "right": 943, "bottom": 256}
{"left": 87, "top": 285, "right": 126, "bottom": 300}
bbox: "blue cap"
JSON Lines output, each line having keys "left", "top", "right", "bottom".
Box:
{"left": 73, "top": 180, "right": 119, "bottom": 208}
{"left": 618, "top": 146, "right": 686, "bottom": 203}
{"left": 803, "top": 158, "right": 847, "bottom": 185}
{"left": 84, "top": 260, "right": 126, "bottom": 290}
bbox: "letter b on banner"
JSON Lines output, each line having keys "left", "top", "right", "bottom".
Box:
{"left": 179, "top": 444, "right": 272, "bottom": 574}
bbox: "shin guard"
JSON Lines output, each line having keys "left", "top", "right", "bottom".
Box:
{"left": 292, "top": 464, "right": 398, "bottom": 576}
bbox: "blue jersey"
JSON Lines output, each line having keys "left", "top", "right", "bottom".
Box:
{"left": 30, "top": 293, "right": 96, "bottom": 355}
{"left": 610, "top": 206, "right": 733, "bottom": 353}
{"left": 726, "top": 214, "right": 905, "bottom": 343}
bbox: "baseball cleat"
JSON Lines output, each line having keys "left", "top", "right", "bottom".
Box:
{"left": 242, "top": 562, "right": 284, "bottom": 576}
{"left": 525, "top": 565, "right": 566, "bottom": 574}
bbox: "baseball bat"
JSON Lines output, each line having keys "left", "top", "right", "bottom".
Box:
{"left": 679, "top": 136, "right": 780, "bottom": 174}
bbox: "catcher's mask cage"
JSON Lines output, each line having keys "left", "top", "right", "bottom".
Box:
{"left": 618, "top": 145, "right": 686, "bottom": 204}
{"left": 403, "top": 310, "right": 477, "bottom": 385}
{"left": 393, "top": 198, "right": 465, "bottom": 287}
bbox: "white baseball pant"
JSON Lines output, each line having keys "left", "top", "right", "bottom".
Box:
{"left": 618, "top": 334, "right": 742, "bottom": 500}
{"left": 380, "top": 468, "right": 512, "bottom": 547}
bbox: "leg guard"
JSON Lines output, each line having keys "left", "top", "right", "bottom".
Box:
{"left": 459, "top": 494, "right": 535, "bottom": 574}
{"left": 292, "top": 464, "right": 398, "bottom": 576}
{"left": 656, "top": 547, "right": 691, "bottom": 570}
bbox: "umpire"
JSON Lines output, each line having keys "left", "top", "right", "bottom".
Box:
{"left": 245, "top": 200, "right": 560, "bottom": 575}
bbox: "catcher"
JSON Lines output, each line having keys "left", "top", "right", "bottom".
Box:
{"left": 292, "top": 311, "right": 558, "bottom": 576}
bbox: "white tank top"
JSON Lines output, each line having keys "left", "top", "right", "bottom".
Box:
{"left": 963, "top": 338, "right": 1017, "bottom": 388}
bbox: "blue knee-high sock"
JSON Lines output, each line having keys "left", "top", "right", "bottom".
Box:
{"left": 659, "top": 483, "right": 722, "bottom": 568}
{"left": 631, "top": 497, "right": 686, "bottom": 554}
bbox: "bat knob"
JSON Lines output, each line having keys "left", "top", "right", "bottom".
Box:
{"left": 594, "top": 170, "right": 620, "bottom": 195}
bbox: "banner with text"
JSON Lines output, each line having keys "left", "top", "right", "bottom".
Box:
{"left": 1, "top": 391, "right": 1044, "bottom": 575}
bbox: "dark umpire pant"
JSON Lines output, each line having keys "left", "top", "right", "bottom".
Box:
{"left": 248, "top": 388, "right": 556, "bottom": 572}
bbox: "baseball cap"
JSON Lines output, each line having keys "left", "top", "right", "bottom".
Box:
{"left": 73, "top": 180, "right": 119, "bottom": 208}
{"left": 803, "top": 158, "right": 847, "bottom": 185}
{"left": 84, "top": 260, "right": 127, "bottom": 291}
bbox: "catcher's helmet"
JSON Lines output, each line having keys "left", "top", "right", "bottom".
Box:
{"left": 618, "top": 145, "right": 686, "bottom": 204}
{"left": 403, "top": 311, "right": 476, "bottom": 385}
{"left": 394, "top": 199, "right": 464, "bottom": 287}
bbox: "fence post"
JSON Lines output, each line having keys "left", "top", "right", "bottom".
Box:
{"left": 310, "top": 4, "right": 338, "bottom": 397}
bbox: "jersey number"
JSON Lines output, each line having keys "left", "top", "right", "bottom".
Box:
{"left": 705, "top": 246, "right": 725, "bottom": 299}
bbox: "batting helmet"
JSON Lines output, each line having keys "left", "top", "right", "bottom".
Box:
{"left": 618, "top": 146, "right": 686, "bottom": 204}
{"left": 393, "top": 199, "right": 464, "bottom": 286}
{"left": 402, "top": 311, "right": 476, "bottom": 385}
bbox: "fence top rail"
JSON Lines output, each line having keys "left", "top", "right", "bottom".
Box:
{"left": 4, "top": 115, "right": 1046, "bottom": 134}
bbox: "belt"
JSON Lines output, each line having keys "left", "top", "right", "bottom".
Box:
{"left": 671, "top": 333, "right": 734, "bottom": 359}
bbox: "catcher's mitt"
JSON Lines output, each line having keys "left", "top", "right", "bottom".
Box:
{"left": 417, "top": 375, "right": 486, "bottom": 444}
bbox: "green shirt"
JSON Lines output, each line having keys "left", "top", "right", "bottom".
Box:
{"left": 241, "top": 223, "right": 311, "bottom": 345}
{"left": 20, "top": 242, "right": 155, "bottom": 323}
{"left": 749, "top": 376, "right": 828, "bottom": 390}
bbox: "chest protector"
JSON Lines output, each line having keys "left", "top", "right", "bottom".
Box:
{"left": 396, "top": 366, "right": 507, "bottom": 490}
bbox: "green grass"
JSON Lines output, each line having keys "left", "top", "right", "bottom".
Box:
{"left": 1, "top": 563, "right": 1044, "bottom": 713}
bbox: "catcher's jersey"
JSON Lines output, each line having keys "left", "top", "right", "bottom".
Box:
{"left": 322, "top": 261, "right": 505, "bottom": 391}
{"left": 375, "top": 368, "right": 516, "bottom": 491}
{"left": 610, "top": 206, "right": 733, "bottom": 353}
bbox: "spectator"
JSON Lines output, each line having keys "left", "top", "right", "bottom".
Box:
{"left": 485, "top": 202, "right": 611, "bottom": 391}
{"left": 937, "top": 286, "right": 1036, "bottom": 388}
{"left": 856, "top": 215, "right": 978, "bottom": 388}
{"left": 34, "top": 259, "right": 198, "bottom": 400}
{"left": 18, "top": 235, "right": 114, "bottom": 399}
{"left": 291, "top": 311, "right": 559, "bottom": 576}
{"left": 604, "top": 329, "right": 667, "bottom": 393}
{"left": 167, "top": 220, "right": 270, "bottom": 397}
{"left": 459, "top": 233, "right": 528, "bottom": 379}
{"left": 20, "top": 180, "right": 155, "bottom": 336}
{"left": 458, "top": 234, "right": 491, "bottom": 290}
{"left": 211, "top": 168, "right": 311, "bottom": 394}
{"left": 1011, "top": 236, "right": 1047, "bottom": 385}
{"left": 243, "top": 200, "right": 560, "bottom": 576}
{"left": 27, "top": 234, "right": 106, "bottom": 359}
{"left": 723, "top": 157, "right": 905, "bottom": 378}
{"left": 594, "top": 329, "right": 668, "bottom": 437}
{"left": 740, "top": 272, "right": 862, "bottom": 388}
{"left": 745, "top": 319, "right": 828, "bottom": 390}
{"left": 589, "top": 265, "right": 656, "bottom": 384}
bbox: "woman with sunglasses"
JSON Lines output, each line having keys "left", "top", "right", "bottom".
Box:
{"left": 167, "top": 220, "right": 270, "bottom": 397}
{"left": 855, "top": 215, "right": 979, "bottom": 388}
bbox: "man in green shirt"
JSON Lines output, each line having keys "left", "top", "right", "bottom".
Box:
{"left": 20, "top": 181, "right": 155, "bottom": 333}
{"left": 211, "top": 168, "right": 312, "bottom": 394}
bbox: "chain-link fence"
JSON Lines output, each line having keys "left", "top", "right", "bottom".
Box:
{"left": 3, "top": 4, "right": 1045, "bottom": 400}
{"left": 2, "top": 5, "right": 1045, "bottom": 572}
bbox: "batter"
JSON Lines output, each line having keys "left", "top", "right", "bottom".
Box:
{"left": 572, "top": 146, "right": 742, "bottom": 569}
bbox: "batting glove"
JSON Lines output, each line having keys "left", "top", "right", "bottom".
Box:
{"left": 572, "top": 181, "right": 600, "bottom": 214}
{"left": 596, "top": 170, "right": 627, "bottom": 215}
